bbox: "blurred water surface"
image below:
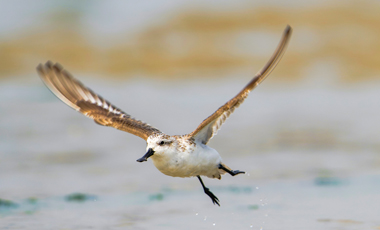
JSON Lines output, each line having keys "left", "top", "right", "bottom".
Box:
{"left": 1, "top": 78, "right": 380, "bottom": 229}
{"left": 1, "top": 1, "right": 380, "bottom": 230}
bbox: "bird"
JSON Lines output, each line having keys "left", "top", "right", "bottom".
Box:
{"left": 36, "top": 25, "right": 292, "bottom": 206}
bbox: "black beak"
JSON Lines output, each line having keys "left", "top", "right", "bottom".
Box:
{"left": 136, "top": 148, "right": 154, "bottom": 162}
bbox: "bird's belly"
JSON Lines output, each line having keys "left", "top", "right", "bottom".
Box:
{"left": 157, "top": 162, "right": 216, "bottom": 178}
{"left": 152, "top": 147, "right": 223, "bottom": 179}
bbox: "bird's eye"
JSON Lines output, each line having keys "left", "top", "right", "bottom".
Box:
{"left": 159, "top": 141, "right": 165, "bottom": 146}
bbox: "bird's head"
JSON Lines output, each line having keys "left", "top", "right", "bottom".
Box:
{"left": 136, "top": 133, "right": 177, "bottom": 162}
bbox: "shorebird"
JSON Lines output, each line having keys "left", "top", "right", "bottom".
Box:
{"left": 37, "top": 25, "right": 292, "bottom": 206}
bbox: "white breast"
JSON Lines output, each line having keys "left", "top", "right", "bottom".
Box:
{"left": 151, "top": 143, "right": 223, "bottom": 179}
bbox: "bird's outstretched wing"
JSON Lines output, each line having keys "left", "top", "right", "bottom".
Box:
{"left": 190, "top": 25, "right": 292, "bottom": 144}
{"left": 37, "top": 61, "right": 161, "bottom": 140}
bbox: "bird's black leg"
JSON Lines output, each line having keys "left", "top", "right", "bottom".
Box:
{"left": 218, "top": 164, "right": 245, "bottom": 176}
{"left": 197, "top": 176, "right": 220, "bottom": 206}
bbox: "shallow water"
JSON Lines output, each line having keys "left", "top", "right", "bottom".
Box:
{"left": 1, "top": 76, "right": 380, "bottom": 229}
{"left": 2, "top": 175, "right": 380, "bottom": 230}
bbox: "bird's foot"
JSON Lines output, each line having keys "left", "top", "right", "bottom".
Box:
{"left": 218, "top": 164, "right": 245, "bottom": 176}
{"left": 197, "top": 175, "right": 220, "bottom": 206}
{"left": 229, "top": 170, "right": 245, "bottom": 176}
{"left": 204, "top": 187, "right": 220, "bottom": 206}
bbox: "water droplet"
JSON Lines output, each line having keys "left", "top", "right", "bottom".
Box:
{"left": 213, "top": 223, "right": 216, "bottom": 226}
{"left": 260, "top": 227, "right": 263, "bottom": 230}
{"left": 246, "top": 173, "right": 250, "bottom": 176}
{"left": 265, "top": 214, "right": 268, "bottom": 217}
{"left": 195, "top": 213, "right": 198, "bottom": 216}
{"left": 204, "top": 216, "right": 207, "bottom": 221}
{"left": 256, "top": 187, "right": 259, "bottom": 190}
{"left": 250, "top": 224, "right": 253, "bottom": 228}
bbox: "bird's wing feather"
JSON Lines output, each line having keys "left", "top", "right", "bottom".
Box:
{"left": 37, "top": 61, "right": 161, "bottom": 140}
{"left": 190, "top": 25, "right": 292, "bottom": 144}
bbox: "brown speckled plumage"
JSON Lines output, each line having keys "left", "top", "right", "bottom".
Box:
{"left": 176, "top": 135, "right": 196, "bottom": 153}
{"left": 37, "top": 61, "right": 161, "bottom": 140}
{"left": 189, "top": 25, "right": 292, "bottom": 145}
{"left": 36, "top": 26, "right": 292, "bottom": 206}
{"left": 36, "top": 26, "right": 291, "bottom": 144}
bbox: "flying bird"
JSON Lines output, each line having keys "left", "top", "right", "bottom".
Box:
{"left": 37, "top": 25, "right": 292, "bottom": 206}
